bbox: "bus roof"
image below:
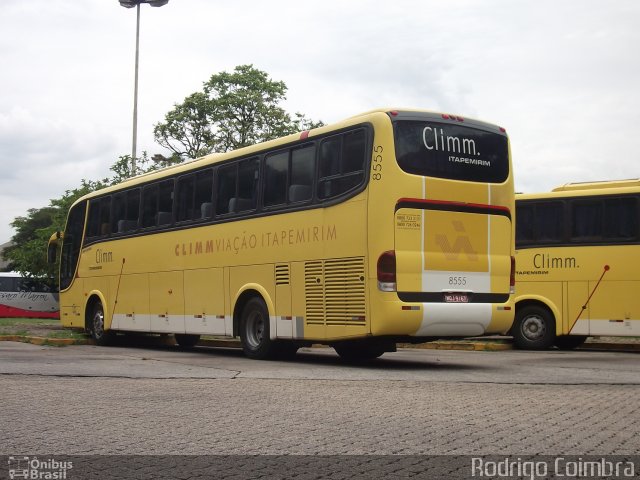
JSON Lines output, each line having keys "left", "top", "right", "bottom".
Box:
{"left": 70, "top": 107, "right": 507, "bottom": 206}
{"left": 517, "top": 179, "right": 640, "bottom": 201}
{"left": 0, "top": 272, "right": 20, "bottom": 278}
{"left": 552, "top": 179, "right": 640, "bottom": 192}
{"left": 71, "top": 109, "right": 393, "bottom": 204}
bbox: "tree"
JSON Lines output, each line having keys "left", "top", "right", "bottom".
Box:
{"left": 6, "top": 66, "right": 321, "bottom": 283}
{"left": 2, "top": 179, "right": 107, "bottom": 286}
{"left": 154, "top": 64, "right": 323, "bottom": 159}
{"left": 2, "top": 151, "right": 184, "bottom": 284}
{"left": 109, "top": 152, "right": 181, "bottom": 184}
{"left": 152, "top": 92, "right": 214, "bottom": 159}
{"left": 3, "top": 207, "right": 58, "bottom": 282}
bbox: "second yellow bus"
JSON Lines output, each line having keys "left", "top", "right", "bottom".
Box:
{"left": 513, "top": 179, "right": 640, "bottom": 349}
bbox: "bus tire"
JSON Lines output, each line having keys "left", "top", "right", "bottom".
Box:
{"left": 90, "top": 301, "right": 113, "bottom": 346}
{"left": 554, "top": 335, "right": 587, "bottom": 350}
{"left": 240, "top": 297, "right": 276, "bottom": 360}
{"left": 512, "top": 305, "right": 555, "bottom": 350}
{"left": 175, "top": 334, "right": 200, "bottom": 349}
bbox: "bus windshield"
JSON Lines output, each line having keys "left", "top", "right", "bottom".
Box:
{"left": 394, "top": 120, "right": 509, "bottom": 183}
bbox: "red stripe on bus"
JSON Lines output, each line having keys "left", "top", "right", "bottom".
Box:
{"left": 397, "top": 197, "right": 511, "bottom": 215}
{"left": 0, "top": 304, "right": 59, "bottom": 319}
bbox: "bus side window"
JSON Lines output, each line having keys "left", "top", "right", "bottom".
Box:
{"left": 87, "top": 199, "right": 101, "bottom": 238}
{"left": 195, "top": 169, "right": 214, "bottom": 219}
{"left": 157, "top": 179, "right": 174, "bottom": 226}
{"left": 342, "top": 129, "right": 366, "bottom": 177}
{"left": 216, "top": 164, "right": 236, "bottom": 216}
{"left": 236, "top": 158, "right": 259, "bottom": 212}
{"left": 318, "top": 136, "right": 340, "bottom": 199}
{"left": 604, "top": 197, "right": 638, "bottom": 240}
{"left": 142, "top": 180, "right": 174, "bottom": 228}
{"left": 571, "top": 200, "right": 602, "bottom": 242}
{"left": 264, "top": 151, "right": 289, "bottom": 207}
{"left": 177, "top": 170, "right": 213, "bottom": 221}
{"left": 86, "top": 197, "right": 112, "bottom": 239}
{"left": 318, "top": 129, "right": 366, "bottom": 200}
{"left": 112, "top": 189, "right": 140, "bottom": 233}
{"left": 290, "top": 145, "right": 314, "bottom": 202}
{"left": 176, "top": 174, "right": 195, "bottom": 222}
{"left": 535, "top": 202, "right": 564, "bottom": 243}
{"left": 515, "top": 204, "right": 534, "bottom": 245}
{"left": 142, "top": 184, "right": 159, "bottom": 228}
{"left": 0, "top": 277, "right": 12, "bottom": 292}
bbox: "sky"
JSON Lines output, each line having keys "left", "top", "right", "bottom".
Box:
{"left": 1, "top": 0, "right": 639, "bottom": 243}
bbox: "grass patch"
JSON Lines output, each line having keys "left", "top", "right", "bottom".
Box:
{"left": 47, "top": 330, "right": 88, "bottom": 340}
{"left": 5, "top": 329, "right": 30, "bottom": 337}
{"left": 0, "top": 317, "right": 67, "bottom": 338}
{"left": 0, "top": 318, "right": 59, "bottom": 327}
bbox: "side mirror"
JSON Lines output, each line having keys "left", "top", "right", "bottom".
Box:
{"left": 47, "top": 231, "right": 63, "bottom": 264}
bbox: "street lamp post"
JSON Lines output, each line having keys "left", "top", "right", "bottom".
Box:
{"left": 119, "top": 0, "right": 169, "bottom": 174}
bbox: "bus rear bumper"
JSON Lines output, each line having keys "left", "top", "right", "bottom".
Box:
{"left": 371, "top": 295, "right": 514, "bottom": 338}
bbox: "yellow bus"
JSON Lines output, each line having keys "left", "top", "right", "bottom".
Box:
{"left": 513, "top": 179, "right": 640, "bottom": 349}
{"left": 48, "top": 108, "right": 515, "bottom": 360}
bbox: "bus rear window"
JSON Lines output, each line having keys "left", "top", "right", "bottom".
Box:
{"left": 394, "top": 120, "right": 509, "bottom": 183}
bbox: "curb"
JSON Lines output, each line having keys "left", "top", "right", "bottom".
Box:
{"left": 399, "top": 341, "right": 513, "bottom": 351}
{"left": 579, "top": 342, "right": 640, "bottom": 352}
{"left": 1, "top": 335, "right": 638, "bottom": 353}
{"left": 0, "top": 335, "right": 94, "bottom": 346}
{"left": 199, "top": 338, "right": 242, "bottom": 348}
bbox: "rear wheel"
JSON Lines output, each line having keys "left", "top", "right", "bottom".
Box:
{"left": 240, "top": 297, "right": 276, "bottom": 360}
{"left": 90, "top": 301, "right": 113, "bottom": 346}
{"left": 554, "top": 335, "right": 588, "bottom": 350}
{"left": 175, "top": 334, "right": 200, "bottom": 349}
{"left": 512, "top": 305, "right": 555, "bottom": 350}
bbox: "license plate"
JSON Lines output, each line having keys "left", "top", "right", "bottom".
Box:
{"left": 444, "top": 293, "right": 469, "bottom": 303}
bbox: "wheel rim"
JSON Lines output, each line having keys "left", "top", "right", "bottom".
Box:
{"left": 521, "top": 314, "right": 546, "bottom": 341}
{"left": 245, "top": 309, "right": 265, "bottom": 349}
{"left": 93, "top": 307, "right": 105, "bottom": 339}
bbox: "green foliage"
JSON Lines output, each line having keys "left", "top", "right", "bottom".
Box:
{"left": 3, "top": 179, "right": 109, "bottom": 286}
{"left": 153, "top": 92, "right": 215, "bottom": 159}
{"left": 154, "top": 64, "right": 324, "bottom": 158}
{"left": 109, "top": 152, "right": 181, "bottom": 183}
{"left": 2, "top": 153, "right": 179, "bottom": 284}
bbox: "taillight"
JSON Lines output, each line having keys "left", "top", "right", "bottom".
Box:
{"left": 510, "top": 256, "right": 516, "bottom": 294}
{"left": 377, "top": 251, "right": 397, "bottom": 292}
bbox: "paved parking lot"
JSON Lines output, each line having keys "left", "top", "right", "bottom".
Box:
{"left": 1, "top": 341, "right": 638, "bottom": 459}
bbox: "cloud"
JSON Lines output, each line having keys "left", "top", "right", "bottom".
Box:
{"left": 0, "top": 0, "right": 639, "bottom": 243}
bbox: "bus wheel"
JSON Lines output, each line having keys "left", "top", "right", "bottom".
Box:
{"left": 554, "top": 335, "right": 587, "bottom": 350}
{"left": 175, "top": 334, "right": 200, "bottom": 349}
{"left": 90, "top": 301, "right": 113, "bottom": 346}
{"left": 512, "top": 305, "right": 555, "bottom": 350}
{"left": 240, "top": 297, "right": 276, "bottom": 360}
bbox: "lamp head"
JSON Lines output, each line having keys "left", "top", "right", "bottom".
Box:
{"left": 119, "top": 0, "right": 169, "bottom": 7}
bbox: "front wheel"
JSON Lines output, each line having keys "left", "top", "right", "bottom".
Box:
{"left": 240, "top": 297, "right": 276, "bottom": 360}
{"left": 512, "top": 305, "right": 555, "bottom": 350}
{"left": 90, "top": 301, "right": 114, "bottom": 346}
